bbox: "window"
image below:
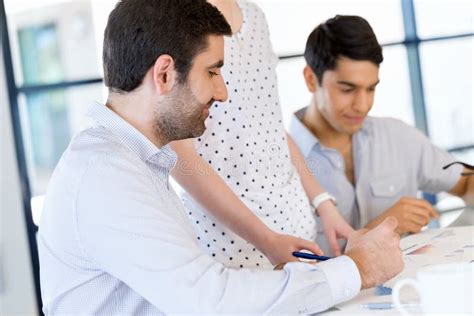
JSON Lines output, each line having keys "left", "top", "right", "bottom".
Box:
{"left": 255, "top": 0, "right": 405, "bottom": 55}
{"left": 275, "top": 57, "right": 308, "bottom": 127}
{"left": 4, "top": 0, "right": 109, "bottom": 226}
{"left": 6, "top": 0, "right": 103, "bottom": 85}
{"left": 414, "top": 0, "right": 474, "bottom": 38}
{"left": 18, "top": 84, "right": 105, "bottom": 220}
{"left": 420, "top": 38, "right": 473, "bottom": 149}
{"left": 371, "top": 45, "right": 414, "bottom": 124}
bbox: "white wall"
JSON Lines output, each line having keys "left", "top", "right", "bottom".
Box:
{"left": 0, "top": 41, "right": 38, "bottom": 315}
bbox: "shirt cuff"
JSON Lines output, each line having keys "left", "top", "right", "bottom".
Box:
{"left": 317, "top": 255, "right": 361, "bottom": 305}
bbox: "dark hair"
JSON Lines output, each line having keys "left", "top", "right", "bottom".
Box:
{"left": 304, "top": 15, "right": 383, "bottom": 84}
{"left": 103, "top": 0, "right": 231, "bottom": 92}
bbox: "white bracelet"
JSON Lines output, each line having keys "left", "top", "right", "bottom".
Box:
{"left": 311, "top": 192, "right": 337, "bottom": 212}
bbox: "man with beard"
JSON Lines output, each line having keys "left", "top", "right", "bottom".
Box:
{"left": 38, "top": 1, "right": 403, "bottom": 314}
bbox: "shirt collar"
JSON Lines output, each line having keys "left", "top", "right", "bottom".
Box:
{"left": 289, "top": 107, "right": 321, "bottom": 158}
{"left": 358, "top": 116, "right": 373, "bottom": 138}
{"left": 86, "top": 103, "right": 177, "bottom": 171}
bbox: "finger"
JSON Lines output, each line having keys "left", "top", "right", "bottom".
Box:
{"left": 273, "top": 263, "right": 286, "bottom": 270}
{"left": 410, "top": 213, "right": 429, "bottom": 227}
{"left": 404, "top": 198, "right": 435, "bottom": 215}
{"left": 409, "top": 207, "right": 432, "bottom": 224}
{"left": 412, "top": 214, "right": 430, "bottom": 226}
{"left": 406, "top": 222, "right": 423, "bottom": 234}
{"left": 430, "top": 207, "right": 439, "bottom": 219}
{"left": 297, "top": 239, "right": 324, "bottom": 256}
{"left": 327, "top": 231, "right": 341, "bottom": 256}
{"left": 418, "top": 202, "right": 437, "bottom": 219}
{"left": 400, "top": 215, "right": 424, "bottom": 233}
{"left": 285, "top": 256, "right": 299, "bottom": 263}
{"left": 374, "top": 216, "right": 398, "bottom": 234}
{"left": 398, "top": 196, "right": 421, "bottom": 205}
{"left": 409, "top": 208, "right": 429, "bottom": 222}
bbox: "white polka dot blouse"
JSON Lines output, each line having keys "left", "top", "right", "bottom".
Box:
{"left": 179, "top": 0, "right": 317, "bottom": 269}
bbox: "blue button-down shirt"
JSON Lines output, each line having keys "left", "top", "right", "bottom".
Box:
{"left": 38, "top": 103, "right": 361, "bottom": 315}
{"left": 289, "top": 107, "right": 463, "bottom": 255}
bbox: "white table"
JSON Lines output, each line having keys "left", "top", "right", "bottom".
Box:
{"left": 321, "top": 207, "right": 474, "bottom": 315}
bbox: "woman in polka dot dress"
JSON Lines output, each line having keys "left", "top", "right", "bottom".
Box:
{"left": 171, "top": 0, "right": 353, "bottom": 269}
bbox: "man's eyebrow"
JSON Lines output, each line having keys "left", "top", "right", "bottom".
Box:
{"left": 207, "top": 60, "right": 224, "bottom": 69}
{"left": 371, "top": 80, "right": 381, "bottom": 87}
{"left": 337, "top": 80, "right": 356, "bottom": 87}
{"left": 337, "top": 79, "right": 380, "bottom": 87}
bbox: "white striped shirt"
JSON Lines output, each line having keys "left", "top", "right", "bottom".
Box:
{"left": 38, "top": 103, "right": 361, "bottom": 315}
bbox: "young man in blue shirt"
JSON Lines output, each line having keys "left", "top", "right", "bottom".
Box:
{"left": 289, "top": 15, "right": 474, "bottom": 255}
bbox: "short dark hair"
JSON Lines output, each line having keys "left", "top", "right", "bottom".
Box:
{"left": 103, "top": 0, "right": 232, "bottom": 92}
{"left": 304, "top": 15, "right": 383, "bottom": 84}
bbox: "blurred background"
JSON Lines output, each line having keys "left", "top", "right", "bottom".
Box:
{"left": 1, "top": 0, "right": 472, "bottom": 314}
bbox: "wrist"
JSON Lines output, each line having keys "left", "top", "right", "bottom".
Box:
{"left": 253, "top": 227, "right": 277, "bottom": 255}
{"left": 311, "top": 192, "right": 337, "bottom": 215}
{"left": 346, "top": 251, "right": 368, "bottom": 289}
{"left": 317, "top": 199, "right": 338, "bottom": 216}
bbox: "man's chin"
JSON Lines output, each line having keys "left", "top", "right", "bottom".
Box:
{"left": 339, "top": 123, "right": 363, "bottom": 135}
{"left": 348, "top": 125, "right": 363, "bottom": 135}
{"left": 166, "top": 125, "right": 206, "bottom": 142}
{"left": 190, "top": 123, "right": 207, "bottom": 138}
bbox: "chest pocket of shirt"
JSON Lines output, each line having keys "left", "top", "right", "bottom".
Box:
{"left": 370, "top": 174, "right": 406, "bottom": 198}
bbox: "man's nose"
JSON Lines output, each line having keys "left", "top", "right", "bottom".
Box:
{"left": 214, "top": 77, "right": 228, "bottom": 103}
{"left": 353, "top": 90, "right": 371, "bottom": 113}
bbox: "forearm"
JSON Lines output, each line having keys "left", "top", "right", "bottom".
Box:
{"left": 170, "top": 139, "right": 274, "bottom": 251}
{"left": 463, "top": 175, "right": 474, "bottom": 205}
{"left": 449, "top": 168, "right": 474, "bottom": 206}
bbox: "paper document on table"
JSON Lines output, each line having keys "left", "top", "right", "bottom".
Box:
{"left": 334, "top": 226, "right": 474, "bottom": 314}
{"left": 400, "top": 226, "right": 473, "bottom": 266}
{"left": 384, "top": 226, "right": 473, "bottom": 289}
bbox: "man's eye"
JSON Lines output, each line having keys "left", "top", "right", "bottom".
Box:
{"left": 209, "top": 71, "right": 218, "bottom": 77}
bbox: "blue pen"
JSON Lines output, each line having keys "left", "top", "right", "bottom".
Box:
{"left": 361, "top": 302, "right": 419, "bottom": 310}
{"left": 292, "top": 251, "right": 333, "bottom": 261}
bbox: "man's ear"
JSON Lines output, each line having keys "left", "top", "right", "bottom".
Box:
{"left": 152, "top": 54, "right": 178, "bottom": 95}
{"left": 303, "top": 65, "right": 319, "bottom": 93}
